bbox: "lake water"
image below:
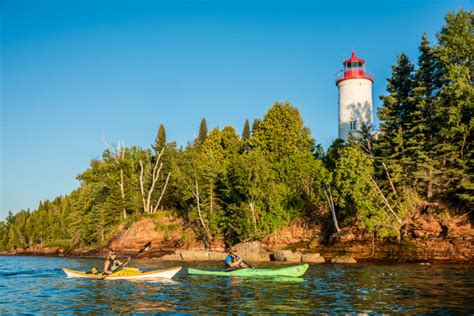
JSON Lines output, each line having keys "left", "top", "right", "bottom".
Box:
{"left": 1, "top": 256, "right": 473, "bottom": 314}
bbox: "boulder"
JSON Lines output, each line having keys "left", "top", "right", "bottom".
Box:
{"left": 286, "top": 252, "right": 302, "bottom": 263}
{"left": 331, "top": 256, "right": 357, "bottom": 264}
{"left": 273, "top": 250, "right": 294, "bottom": 262}
{"left": 302, "top": 253, "right": 325, "bottom": 263}
{"left": 234, "top": 241, "right": 270, "bottom": 262}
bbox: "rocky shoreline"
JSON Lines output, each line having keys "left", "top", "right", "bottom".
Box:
{"left": 6, "top": 237, "right": 473, "bottom": 264}
{"left": 5, "top": 215, "right": 473, "bottom": 264}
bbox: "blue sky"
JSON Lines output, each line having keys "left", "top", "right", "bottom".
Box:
{"left": 1, "top": 0, "right": 471, "bottom": 220}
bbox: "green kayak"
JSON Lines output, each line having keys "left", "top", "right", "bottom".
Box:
{"left": 188, "top": 263, "right": 309, "bottom": 277}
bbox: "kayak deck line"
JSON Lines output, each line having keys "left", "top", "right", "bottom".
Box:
{"left": 63, "top": 266, "right": 182, "bottom": 280}
{"left": 188, "top": 263, "right": 309, "bottom": 278}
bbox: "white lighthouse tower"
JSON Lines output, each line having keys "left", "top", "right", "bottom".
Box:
{"left": 336, "top": 52, "right": 373, "bottom": 142}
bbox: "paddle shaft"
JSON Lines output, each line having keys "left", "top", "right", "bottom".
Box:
{"left": 231, "top": 253, "right": 253, "bottom": 268}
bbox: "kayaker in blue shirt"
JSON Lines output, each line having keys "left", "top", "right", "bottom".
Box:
{"left": 225, "top": 247, "right": 250, "bottom": 269}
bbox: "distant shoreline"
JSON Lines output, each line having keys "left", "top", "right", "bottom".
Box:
{"left": 3, "top": 246, "right": 473, "bottom": 265}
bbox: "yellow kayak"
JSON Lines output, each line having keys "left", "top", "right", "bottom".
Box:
{"left": 63, "top": 266, "right": 182, "bottom": 280}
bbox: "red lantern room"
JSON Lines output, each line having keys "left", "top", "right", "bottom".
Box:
{"left": 336, "top": 51, "right": 373, "bottom": 84}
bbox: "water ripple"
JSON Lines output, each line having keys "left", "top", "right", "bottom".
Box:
{"left": 0, "top": 257, "right": 473, "bottom": 314}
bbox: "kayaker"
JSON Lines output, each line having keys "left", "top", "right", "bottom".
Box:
{"left": 103, "top": 250, "right": 127, "bottom": 275}
{"left": 225, "top": 247, "right": 250, "bottom": 269}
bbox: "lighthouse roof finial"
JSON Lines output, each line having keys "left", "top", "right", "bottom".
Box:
{"left": 344, "top": 51, "right": 364, "bottom": 64}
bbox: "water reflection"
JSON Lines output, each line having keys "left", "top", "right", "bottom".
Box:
{"left": 0, "top": 257, "right": 473, "bottom": 314}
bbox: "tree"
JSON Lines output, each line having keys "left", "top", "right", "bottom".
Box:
{"left": 0, "top": 221, "right": 8, "bottom": 251}
{"left": 242, "top": 119, "right": 251, "bottom": 153}
{"left": 196, "top": 118, "right": 208, "bottom": 146}
{"left": 171, "top": 148, "right": 219, "bottom": 248}
{"left": 139, "top": 146, "right": 171, "bottom": 214}
{"left": 404, "top": 34, "right": 440, "bottom": 198}
{"left": 242, "top": 119, "right": 251, "bottom": 141}
{"left": 251, "top": 118, "right": 261, "bottom": 136}
{"left": 250, "top": 101, "right": 314, "bottom": 161}
{"left": 326, "top": 143, "right": 401, "bottom": 237}
{"left": 431, "top": 10, "right": 473, "bottom": 206}
{"left": 376, "top": 53, "right": 415, "bottom": 188}
{"left": 153, "top": 123, "right": 167, "bottom": 153}
{"left": 223, "top": 149, "right": 284, "bottom": 243}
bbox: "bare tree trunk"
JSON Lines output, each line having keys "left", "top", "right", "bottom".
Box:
{"left": 193, "top": 179, "right": 210, "bottom": 248}
{"left": 119, "top": 169, "right": 126, "bottom": 219}
{"left": 249, "top": 202, "right": 258, "bottom": 235}
{"left": 152, "top": 172, "right": 171, "bottom": 214}
{"left": 383, "top": 162, "right": 397, "bottom": 195}
{"left": 104, "top": 139, "right": 128, "bottom": 219}
{"left": 140, "top": 147, "right": 169, "bottom": 214}
{"left": 209, "top": 181, "right": 214, "bottom": 214}
{"left": 369, "top": 177, "right": 402, "bottom": 225}
{"left": 323, "top": 184, "right": 341, "bottom": 233}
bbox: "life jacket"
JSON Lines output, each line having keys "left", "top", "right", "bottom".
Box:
{"left": 225, "top": 254, "right": 242, "bottom": 268}
{"left": 107, "top": 259, "right": 121, "bottom": 272}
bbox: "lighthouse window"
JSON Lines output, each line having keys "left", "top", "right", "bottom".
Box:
{"left": 350, "top": 121, "right": 357, "bottom": 130}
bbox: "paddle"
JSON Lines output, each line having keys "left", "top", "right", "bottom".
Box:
{"left": 102, "top": 241, "right": 152, "bottom": 280}
{"left": 230, "top": 253, "right": 254, "bottom": 269}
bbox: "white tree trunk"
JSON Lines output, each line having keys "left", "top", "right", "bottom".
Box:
{"left": 140, "top": 147, "right": 171, "bottom": 213}
{"left": 323, "top": 184, "right": 341, "bottom": 233}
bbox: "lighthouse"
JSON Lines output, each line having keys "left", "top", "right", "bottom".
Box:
{"left": 336, "top": 52, "right": 373, "bottom": 142}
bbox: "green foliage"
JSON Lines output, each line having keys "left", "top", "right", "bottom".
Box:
{"left": 153, "top": 123, "right": 167, "bottom": 153}
{"left": 376, "top": 53, "right": 415, "bottom": 188}
{"left": 2, "top": 9, "right": 471, "bottom": 252}
{"left": 242, "top": 119, "right": 251, "bottom": 153}
{"left": 375, "top": 9, "right": 472, "bottom": 209}
{"left": 431, "top": 9, "right": 473, "bottom": 206}
{"left": 196, "top": 118, "right": 208, "bottom": 146}
{"left": 0, "top": 221, "right": 7, "bottom": 251}
{"left": 403, "top": 34, "right": 440, "bottom": 198}
{"left": 242, "top": 119, "right": 251, "bottom": 141}
{"left": 251, "top": 118, "right": 261, "bottom": 135}
{"left": 250, "top": 101, "right": 314, "bottom": 161}
{"left": 223, "top": 149, "right": 283, "bottom": 242}
{"left": 325, "top": 142, "right": 402, "bottom": 236}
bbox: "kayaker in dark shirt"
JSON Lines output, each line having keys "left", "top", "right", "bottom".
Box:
{"left": 225, "top": 247, "right": 250, "bottom": 269}
{"left": 103, "top": 250, "right": 125, "bottom": 275}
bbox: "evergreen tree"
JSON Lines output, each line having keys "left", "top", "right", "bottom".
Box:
{"left": 404, "top": 34, "right": 440, "bottom": 198}
{"left": 251, "top": 118, "right": 261, "bottom": 135}
{"left": 0, "top": 221, "right": 7, "bottom": 251}
{"left": 153, "top": 123, "right": 167, "bottom": 153}
{"left": 432, "top": 10, "right": 473, "bottom": 206}
{"left": 196, "top": 118, "right": 208, "bottom": 146}
{"left": 242, "top": 119, "right": 251, "bottom": 153}
{"left": 376, "top": 53, "right": 415, "bottom": 188}
{"left": 242, "top": 119, "right": 250, "bottom": 141}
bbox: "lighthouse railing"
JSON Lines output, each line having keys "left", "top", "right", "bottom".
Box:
{"left": 336, "top": 69, "right": 374, "bottom": 82}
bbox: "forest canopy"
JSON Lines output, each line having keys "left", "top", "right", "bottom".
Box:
{"left": 1, "top": 10, "right": 472, "bottom": 252}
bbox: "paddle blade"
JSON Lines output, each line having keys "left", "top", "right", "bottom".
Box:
{"left": 139, "top": 242, "right": 152, "bottom": 254}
